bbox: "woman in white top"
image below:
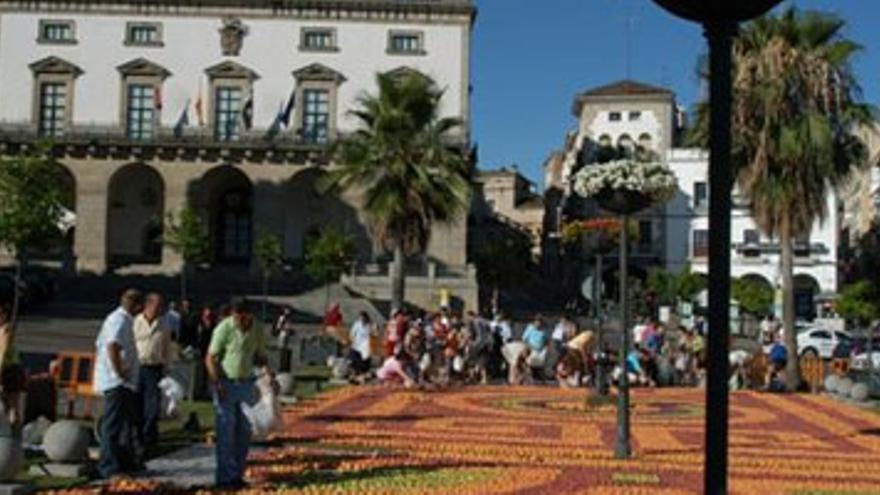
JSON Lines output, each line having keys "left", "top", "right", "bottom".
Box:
{"left": 348, "top": 312, "right": 373, "bottom": 377}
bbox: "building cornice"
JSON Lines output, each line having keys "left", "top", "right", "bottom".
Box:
{"left": 0, "top": 0, "right": 476, "bottom": 25}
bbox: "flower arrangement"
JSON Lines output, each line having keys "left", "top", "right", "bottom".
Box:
{"left": 561, "top": 217, "right": 637, "bottom": 246}
{"left": 573, "top": 160, "right": 679, "bottom": 207}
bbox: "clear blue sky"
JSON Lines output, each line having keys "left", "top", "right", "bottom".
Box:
{"left": 471, "top": 0, "right": 880, "bottom": 188}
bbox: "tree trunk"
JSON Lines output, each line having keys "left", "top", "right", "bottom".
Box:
{"left": 780, "top": 228, "right": 800, "bottom": 391}
{"left": 390, "top": 243, "right": 405, "bottom": 315}
{"left": 491, "top": 285, "right": 499, "bottom": 316}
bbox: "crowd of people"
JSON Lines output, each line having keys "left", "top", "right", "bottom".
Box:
{"left": 320, "top": 307, "right": 715, "bottom": 393}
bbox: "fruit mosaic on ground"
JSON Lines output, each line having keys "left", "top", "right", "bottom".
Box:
{"left": 51, "top": 386, "right": 880, "bottom": 494}
{"left": 246, "top": 386, "right": 880, "bottom": 494}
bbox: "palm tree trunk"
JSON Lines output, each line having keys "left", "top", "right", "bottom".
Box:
{"left": 491, "top": 285, "right": 499, "bottom": 316}
{"left": 391, "top": 243, "right": 405, "bottom": 313}
{"left": 780, "top": 228, "right": 800, "bottom": 391}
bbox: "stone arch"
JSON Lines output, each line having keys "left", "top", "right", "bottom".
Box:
{"left": 617, "top": 133, "right": 633, "bottom": 149}
{"left": 106, "top": 163, "right": 164, "bottom": 267}
{"left": 793, "top": 273, "right": 820, "bottom": 320}
{"left": 597, "top": 134, "right": 612, "bottom": 147}
{"left": 638, "top": 132, "right": 653, "bottom": 149}
{"left": 198, "top": 165, "right": 253, "bottom": 265}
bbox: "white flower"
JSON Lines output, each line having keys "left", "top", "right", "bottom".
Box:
{"left": 573, "top": 160, "right": 678, "bottom": 206}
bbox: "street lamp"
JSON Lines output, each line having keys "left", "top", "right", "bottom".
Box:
{"left": 650, "top": 1, "right": 783, "bottom": 494}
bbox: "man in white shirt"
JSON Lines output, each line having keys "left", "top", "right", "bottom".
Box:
{"left": 348, "top": 311, "right": 373, "bottom": 377}
{"left": 94, "top": 289, "right": 144, "bottom": 479}
{"left": 134, "top": 292, "right": 173, "bottom": 446}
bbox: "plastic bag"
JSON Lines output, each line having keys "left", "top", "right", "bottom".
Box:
{"left": 242, "top": 374, "right": 282, "bottom": 441}
{"left": 159, "top": 376, "right": 185, "bottom": 419}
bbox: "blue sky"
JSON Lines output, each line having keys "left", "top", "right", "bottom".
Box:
{"left": 471, "top": 0, "right": 880, "bottom": 188}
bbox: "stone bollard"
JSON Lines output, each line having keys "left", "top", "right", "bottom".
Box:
{"left": 42, "top": 421, "right": 90, "bottom": 463}
{"left": 850, "top": 382, "right": 870, "bottom": 402}
{"left": 823, "top": 374, "right": 839, "bottom": 394}
{"left": 836, "top": 377, "right": 854, "bottom": 397}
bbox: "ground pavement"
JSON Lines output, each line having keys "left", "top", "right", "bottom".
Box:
{"left": 50, "top": 386, "right": 880, "bottom": 494}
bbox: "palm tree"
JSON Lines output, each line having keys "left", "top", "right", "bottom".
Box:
{"left": 321, "top": 72, "right": 473, "bottom": 312}
{"left": 691, "top": 8, "right": 872, "bottom": 389}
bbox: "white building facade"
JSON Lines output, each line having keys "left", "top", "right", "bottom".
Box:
{"left": 665, "top": 149, "right": 839, "bottom": 318}
{"left": 0, "top": 0, "right": 477, "bottom": 309}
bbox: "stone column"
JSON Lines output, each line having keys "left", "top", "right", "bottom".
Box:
{"left": 72, "top": 163, "right": 110, "bottom": 273}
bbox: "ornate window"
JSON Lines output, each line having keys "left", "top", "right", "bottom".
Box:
{"left": 300, "top": 28, "right": 337, "bottom": 52}
{"left": 30, "top": 56, "right": 82, "bottom": 137}
{"left": 38, "top": 19, "right": 76, "bottom": 44}
{"left": 126, "top": 84, "right": 156, "bottom": 140}
{"left": 117, "top": 58, "right": 170, "bottom": 141}
{"left": 292, "top": 63, "right": 345, "bottom": 144}
{"left": 205, "top": 61, "right": 259, "bottom": 142}
{"left": 388, "top": 30, "right": 425, "bottom": 55}
{"left": 302, "top": 89, "right": 330, "bottom": 144}
{"left": 38, "top": 83, "right": 67, "bottom": 137}
{"left": 125, "top": 22, "right": 163, "bottom": 46}
{"left": 214, "top": 86, "right": 243, "bottom": 142}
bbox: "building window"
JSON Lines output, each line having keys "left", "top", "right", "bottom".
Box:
{"left": 301, "top": 28, "right": 337, "bottom": 51}
{"left": 743, "top": 229, "right": 760, "bottom": 245}
{"left": 126, "top": 84, "right": 156, "bottom": 140}
{"left": 388, "top": 31, "right": 424, "bottom": 55}
{"left": 638, "top": 220, "right": 653, "bottom": 253}
{"left": 38, "top": 20, "right": 76, "bottom": 44}
{"left": 214, "top": 86, "right": 242, "bottom": 142}
{"left": 694, "top": 181, "right": 708, "bottom": 209}
{"left": 609, "top": 111, "right": 622, "bottom": 122}
{"left": 301, "top": 88, "right": 330, "bottom": 144}
{"left": 38, "top": 82, "right": 67, "bottom": 137}
{"left": 629, "top": 111, "right": 642, "bottom": 121}
{"left": 126, "top": 22, "right": 162, "bottom": 46}
{"left": 693, "top": 229, "right": 709, "bottom": 258}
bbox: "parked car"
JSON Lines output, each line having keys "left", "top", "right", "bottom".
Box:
{"left": 796, "top": 327, "right": 852, "bottom": 359}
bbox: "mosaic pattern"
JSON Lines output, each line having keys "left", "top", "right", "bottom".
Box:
{"left": 48, "top": 387, "right": 880, "bottom": 493}
{"left": 249, "top": 386, "right": 880, "bottom": 494}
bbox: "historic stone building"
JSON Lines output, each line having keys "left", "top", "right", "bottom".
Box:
{"left": 471, "top": 167, "right": 544, "bottom": 259}
{"left": 0, "top": 0, "right": 477, "bottom": 309}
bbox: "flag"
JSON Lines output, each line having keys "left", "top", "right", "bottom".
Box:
{"left": 173, "top": 99, "right": 190, "bottom": 138}
{"left": 265, "top": 101, "right": 284, "bottom": 140}
{"left": 280, "top": 89, "right": 296, "bottom": 127}
{"left": 241, "top": 90, "right": 254, "bottom": 130}
{"left": 154, "top": 85, "right": 163, "bottom": 110}
{"left": 194, "top": 84, "right": 205, "bottom": 127}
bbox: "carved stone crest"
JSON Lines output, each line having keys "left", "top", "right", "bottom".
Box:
{"left": 218, "top": 17, "right": 248, "bottom": 56}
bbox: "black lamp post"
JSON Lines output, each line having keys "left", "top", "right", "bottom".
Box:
{"left": 650, "top": 2, "right": 783, "bottom": 494}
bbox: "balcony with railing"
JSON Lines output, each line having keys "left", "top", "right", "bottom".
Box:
{"left": 0, "top": 122, "right": 336, "bottom": 164}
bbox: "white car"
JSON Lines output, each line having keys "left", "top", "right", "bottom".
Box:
{"left": 796, "top": 327, "right": 852, "bottom": 359}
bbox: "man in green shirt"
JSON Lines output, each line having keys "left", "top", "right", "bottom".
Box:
{"left": 205, "top": 299, "right": 274, "bottom": 489}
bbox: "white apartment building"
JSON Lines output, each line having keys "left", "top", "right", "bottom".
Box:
{"left": 0, "top": 0, "right": 477, "bottom": 309}
{"left": 548, "top": 79, "right": 844, "bottom": 318}
{"left": 665, "top": 149, "right": 839, "bottom": 319}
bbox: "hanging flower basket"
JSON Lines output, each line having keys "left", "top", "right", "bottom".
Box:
{"left": 573, "top": 160, "right": 678, "bottom": 215}
{"left": 595, "top": 189, "right": 653, "bottom": 215}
